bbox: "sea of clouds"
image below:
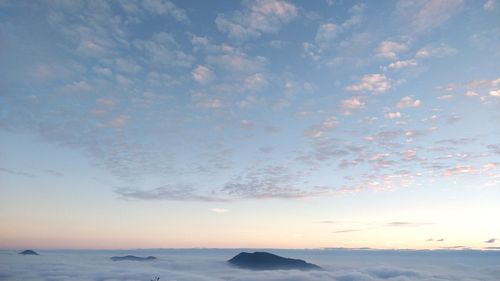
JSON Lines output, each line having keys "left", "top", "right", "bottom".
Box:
{"left": 1, "top": 249, "right": 499, "bottom": 281}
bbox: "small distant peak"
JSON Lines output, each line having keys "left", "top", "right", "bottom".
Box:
{"left": 228, "top": 251, "right": 321, "bottom": 271}
{"left": 19, "top": 250, "right": 39, "bottom": 255}
{"left": 110, "top": 255, "right": 156, "bottom": 262}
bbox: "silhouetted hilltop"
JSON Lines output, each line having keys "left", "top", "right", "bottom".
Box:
{"left": 110, "top": 255, "right": 156, "bottom": 261}
{"left": 228, "top": 252, "right": 321, "bottom": 270}
{"left": 19, "top": 250, "right": 38, "bottom": 255}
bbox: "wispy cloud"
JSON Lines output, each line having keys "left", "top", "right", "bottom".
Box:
{"left": 396, "top": 96, "right": 422, "bottom": 108}
{"left": 386, "top": 222, "right": 434, "bottom": 227}
{"left": 346, "top": 74, "right": 391, "bottom": 93}
{"left": 211, "top": 208, "right": 228, "bottom": 214}
{"left": 333, "top": 228, "right": 365, "bottom": 233}
{"left": 376, "top": 40, "right": 408, "bottom": 60}
{"left": 215, "top": 0, "right": 298, "bottom": 40}
{"left": 0, "top": 167, "right": 36, "bottom": 178}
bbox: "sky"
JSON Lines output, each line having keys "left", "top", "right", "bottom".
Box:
{"left": 0, "top": 0, "right": 499, "bottom": 250}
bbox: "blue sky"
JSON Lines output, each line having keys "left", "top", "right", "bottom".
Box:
{"left": 0, "top": 0, "right": 499, "bottom": 249}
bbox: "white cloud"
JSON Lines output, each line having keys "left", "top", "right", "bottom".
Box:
{"left": 340, "top": 96, "right": 365, "bottom": 115}
{"left": 398, "top": 0, "right": 464, "bottom": 33}
{"left": 404, "top": 149, "right": 417, "bottom": 160}
{"left": 93, "top": 66, "right": 113, "bottom": 76}
{"left": 215, "top": 0, "right": 298, "bottom": 40}
{"left": 396, "top": 96, "right": 422, "bottom": 108}
{"left": 346, "top": 74, "right": 391, "bottom": 93}
{"left": 443, "top": 165, "right": 476, "bottom": 176}
{"left": 61, "top": 81, "right": 93, "bottom": 93}
{"left": 304, "top": 116, "right": 337, "bottom": 139}
{"left": 416, "top": 44, "right": 458, "bottom": 58}
{"left": 108, "top": 115, "right": 130, "bottom": 128}
{"left": 194, "top": 96, "right": 225, "bottom": 109}
{"left": 240, "top": 119, "right": 254, "bottom": 129}
{"left": 387, "top": 59, "right": 418, "bottom": 69}
{"left": 141, "top": 0, "right": 189, "bottom": 22}
{"left": 315, "top": 23, "right": 340, "bottom": 49}
{"left": 244, "top": 73, "right": 268, "bottom": 91}
{"left": 211, "top": 208, "right": 228, "bottom": 213}
{"left": 133, "top": 32, "right": 195, "bottom": 68}
{"left": 484, "top": 0, "right": 496, "bottom": 11}
{"left": 385, "top": 112, "right": 402, "bottom": 119}
{"left": 465, "top": 91, "right": 479, "bottom": 97}
{"left": 490, "top": 89, "right": 500, "bottom": 97}
{"left": 206, "top": 52, "right": 267, "bottom": 74}
{"left": 192, "top": 65, "right": 214, "bottom": 84}
{"left": 306, "top": 3, "right": 366, "bottom": 55}
{"left": 376, "top": 41, "right": 408, "bottom": 60}
{"left": 114, "top": 58, "right": 143, "bottom": 74}
{"left": 438, "top": 94, "right": 454, "bottom": 100}
{"left": 96, "top": 98, "right": 115, "bottom": 107}
{"left": 342, "top": 3, "right": 367, "bottom": 29}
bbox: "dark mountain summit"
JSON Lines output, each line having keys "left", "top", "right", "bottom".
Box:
{"left": 19, "top": 250, "right": 38, "bottom": 255}
{"left": 110, "top": 255, "right": 156, "bottom": 262}
{"left": 228, "top": 252, "right": 321, "bottom": 270}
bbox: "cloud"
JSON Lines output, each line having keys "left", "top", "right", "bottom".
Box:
{"left": 240, "top": 119, "right": 255, "bottom": 129}
{"left": 211, "top": 208, "right": 228, "bottom": 213}
{"left": 385, "top": 222, "right": 434, "bottom": 227}
{"left": 376, "top": 41, "right": 408, "bottom": 60}
{"left": 484, "top": 0, "right": 496, "bottom": 11}
{"left": 404, "top": 149, "right": 417, "bottom": 160}
{"left": 0, "top": 249, "right": 498, "bottom": 281}
{"left": 443, "top": 165, "right": 476, "bottom": 177}
{"left": 437, "top": 94, "right": 453, "bottom": 100}
{"left": 3, "top": 249, "right": 499, "bottom": 281}
{"left": 397, "top": 0, "right": 464, "bottom": 33}
{"left": 133, "top": 32, "right": 195, "bottom": 68}
{"left": 385, "top": 112, "right": 402, "bottom": 119}
{"left": 60, "top": 81, "right": 93, "bottom": 93}
{"left": 333, "top": 229, "right": 365, "bottom": 233}
{"left": 222, "top": 165, "right": 329, "bottom": 200}
{"left": 315, "top": 23, "right": 341, "bottom": 49}
{"left": 342, "top": 3, "right": 367, "bottom": 29}
{"left": 192, "top": 92, "right": 225, "bottom": 109}
{"left": 244, "top": 73, "right": 268, "bottom": 91}
{"left": 386, "top": 59, "right": 418, "bottom": 70}
{"left": 304, "top": 116, "right": 338, "bottom": 139}
{"left": 490, "top": 89, "right": 500, "bottom": 97}
{"left": 302, "top": 3, "right": 366, "bottom": 58}
{"left": 108, "top": 115, "right": 130, "bottom": 128}
{"left": 447, "top": 113, "right": 461, "bottom": 124}
{"left": 116, "top": 164, "right": 329, "bottom": 202}
{"left": 465, "top": 90, "right": 479, "bottom": 97}
{"left": 192, "top": 65, "right": 214, "bottom": 84}
{"left": 346, "top": 74, "right": 391, "bottom": 93}
{"left": 96, "top": 98, "right": 116, "bottom": 107}
{"left": 396, "top": 96, "right": 422, "bottom": 108}
{"left": 485, "top": 238, "right": 497, "bottom": 243}
{"left": 215, "top": 0, "right": 298, "bottom": 40}
{"left": 116, "top": 185, "right": 227, "bottom": 202}
{"left": 416, "top": 44, "right": 458, "bottom": 58}
{"left": 340, "top": 96, "right": 365, "bottom": 115}
{"left": 141, "top": 0, "right": 189, "bottom": 22}
{"left": 0, "top": 167, "right": 36, "bottom": 178}
{"left": 206, "top": 52, "right": 267, "bottom": 74}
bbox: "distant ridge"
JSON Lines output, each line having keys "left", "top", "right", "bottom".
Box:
{"left": 228, "top": 252, "right": 321, "bottom": 270}
{"left": 110, "top": 255, "right": 156, "bottom": 261}
{"left": 19, "top": 250, "right": 38, "bottom": 255}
